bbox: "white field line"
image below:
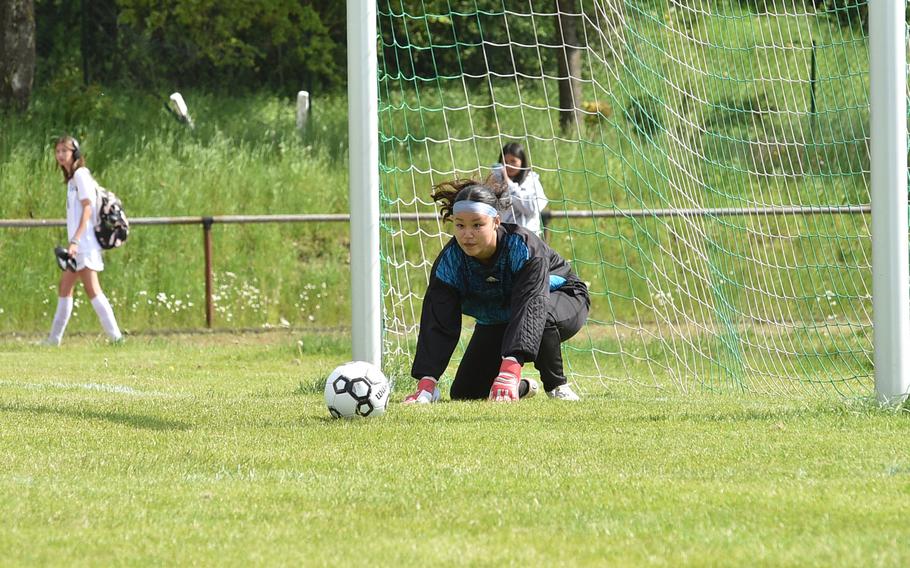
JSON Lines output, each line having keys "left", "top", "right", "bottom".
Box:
{"left": 0, "top": 380, "right": 182, "bottom": 397}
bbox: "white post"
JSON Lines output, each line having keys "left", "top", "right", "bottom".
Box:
{"left": 296, "top": 91, "right": 310, "bottom": 130}
{"left": 870, "top": 3, "right": 909, "bottom": 405}
{"left": 168, "top": 92, "right": 194, "bottom": 128}
{"left": 346, "top": 0, "right": 381, "bottom": 366}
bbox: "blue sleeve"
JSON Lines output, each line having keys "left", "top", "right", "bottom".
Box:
{"left": 435, "top": 244, "right": 461, "bottom": 289}
{"left": 508, "top": 235, "right": 530, "bottom": 274}
{"left": 412, "top": 261, "right": 463, "bottom": 380}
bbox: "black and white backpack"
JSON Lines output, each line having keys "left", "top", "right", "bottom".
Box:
{"left": 94, "top": 186, "right": 129, "bottom": 249}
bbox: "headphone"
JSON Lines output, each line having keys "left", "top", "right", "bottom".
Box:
{"left": 71, "top": 137, "right": 81, "bottom": 160}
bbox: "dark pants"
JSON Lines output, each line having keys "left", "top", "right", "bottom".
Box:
{"left": 449, "top": 287, "right": 589, "bottom": 400}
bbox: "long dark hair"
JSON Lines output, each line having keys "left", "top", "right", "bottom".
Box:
{"left": 55, "top": 135, "right": 86, "bottom": 183}
{"left": 499, "top": 142, "right": 530, "bottom": 185}
{"left": 431, "top": 179, "right": 510, "bottom": 222}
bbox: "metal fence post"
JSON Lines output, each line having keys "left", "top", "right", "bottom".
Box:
{"left": 202, "top": 217, "right": 214, "bottom": 328}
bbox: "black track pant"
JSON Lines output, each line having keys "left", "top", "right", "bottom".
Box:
{"left": 449, "top": 287, "right": 589, "bottom": 400}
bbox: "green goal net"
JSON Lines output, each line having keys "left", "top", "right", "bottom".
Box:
{"left": 377, "top": 0, "right": 877, "bottom": 397}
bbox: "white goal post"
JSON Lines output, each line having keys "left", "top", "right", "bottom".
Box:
{"left": 869, "top": 0, "right": 909, "bottom": 405}
{"left": 347, "top": 0, "right": 382, "bottom": 366}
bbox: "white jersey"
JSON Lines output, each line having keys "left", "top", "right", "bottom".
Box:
{"left": 66, "top": 167, "right": 102, "bottom": 253}
{"left": 494, "top": 168, "right": 548, "bottom": 236}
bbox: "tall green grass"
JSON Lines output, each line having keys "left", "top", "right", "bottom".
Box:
{"left": 1, "top": 89, "right": 353, "bottom": 333}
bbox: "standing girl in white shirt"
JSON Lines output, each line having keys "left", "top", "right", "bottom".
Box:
{"left": 491, "top": 142, "right": 549, "bottom": 238}
{"left": 44, "top": 136, "right": 122, "bottom": 345}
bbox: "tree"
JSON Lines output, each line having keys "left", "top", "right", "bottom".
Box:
{"left": 556, "top": 0, "right": 582, "bottom": 130}
{"left": 0, "top": 0, "right": 36, "bottom": 110}
{"left": 116, "top": 0, "right": 343, "bottom": 91}
{"left": 81, "top": 0, "right": 119, "bottom": 85}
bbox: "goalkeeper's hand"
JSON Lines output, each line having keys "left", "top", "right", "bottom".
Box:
{"left": 403, "top": 377, "right": 440, "bottom": 404}
{"left": 489, "top": 358, "right": 521, "bottom": 402}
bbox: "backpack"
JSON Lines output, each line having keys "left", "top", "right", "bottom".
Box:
{"left": 94, "top": 186, "right": 129, "bottom": 249}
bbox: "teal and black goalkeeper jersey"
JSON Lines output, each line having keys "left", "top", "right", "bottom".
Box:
{"left": 411, "top": 223, "right": 586, "bottom": 380}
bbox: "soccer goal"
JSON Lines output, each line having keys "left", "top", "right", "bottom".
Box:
{"left": 348, "top": 0, "right": 908, "bottom": 403}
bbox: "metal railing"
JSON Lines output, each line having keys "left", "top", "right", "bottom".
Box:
{"left": 1, "top": 205, "right": 871, "bottom": 328}
{"left": 2, "top": 214, "right": 351, "bottom": 328}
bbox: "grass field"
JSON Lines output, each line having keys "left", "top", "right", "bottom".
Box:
{"left": 1, "top": 332, "right": 907, "bottom": 566}
{"left": 1, "top": 8, "right": 903, "bottom": 562}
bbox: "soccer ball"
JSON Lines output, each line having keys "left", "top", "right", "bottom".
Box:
{"left": 324, "top": 361, "right": 391, "bottom": 419}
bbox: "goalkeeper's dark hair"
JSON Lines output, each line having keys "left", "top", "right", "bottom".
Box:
{"left": 431, "top": 179, "right": 511, "bottom": 222}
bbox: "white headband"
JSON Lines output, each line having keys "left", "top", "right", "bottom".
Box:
{"left": 452, "top": 200, "right": 498, "bottom": 218}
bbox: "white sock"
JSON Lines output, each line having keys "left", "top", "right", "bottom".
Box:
{"left": 47, "top": 297, "right": 74, "bottom": 345}
{"left": 90, "top": 294, "right": 122, "bottom": 341}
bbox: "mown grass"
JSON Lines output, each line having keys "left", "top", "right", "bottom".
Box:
{"left": 0, "top": 332, "right": 907, "bottom": 566}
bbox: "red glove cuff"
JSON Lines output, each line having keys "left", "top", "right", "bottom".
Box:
{"left": 490, "top": 361, "right": 521, "bottom": 402}
{"left": 416, "top": 377, "right": 437, "bottom": 392}
{"left": 404, "top": 377, "right": 439, "bottom": 404}
{"left": 498, "top": 358, "right": 522, "bottom": 380}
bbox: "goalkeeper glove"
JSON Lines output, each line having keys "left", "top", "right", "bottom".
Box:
{"left": 489, "top": 358, "right": 521, "bottom": 402}
{"left": 403, "top": 377, "right": 440, "bottom": 404}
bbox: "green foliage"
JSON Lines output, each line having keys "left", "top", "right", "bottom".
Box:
{"left": 33, "top": 0, "right": 345, "bottom": 92}
{"left": 734, "top": 0, "right": 874, "bottom": 30}
{"left": 817, "top": 0, "right": 869, "bottom": 30}
{"left": 32, "top": 70, "right": 123, "bottom": 127}
{"left": 625, "top": 94, "right": 664, "bottom": 139}
{"left": 115, "top": 0, "right": 341, "bottom": 89}
{"left": 378, "top": 1, "right": 558, "bottom": 85}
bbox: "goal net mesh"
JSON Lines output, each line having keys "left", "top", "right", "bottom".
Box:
{"left": 377, "top": 0, "right": 879, "bottom": 397}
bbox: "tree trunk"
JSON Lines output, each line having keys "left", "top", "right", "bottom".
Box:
{"left": 0, "top": 0, "right": 36, "bottom": 111}
{"left": 556, "top": 0, "right": 583, "bottom": 130}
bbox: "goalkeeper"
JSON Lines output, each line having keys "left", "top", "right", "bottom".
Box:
{"left": 404, "top": 179, "right": 589, "bottom": 403}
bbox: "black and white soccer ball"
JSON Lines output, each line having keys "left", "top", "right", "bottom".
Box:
{"left": 324, "top": 361, "right": 391, "bottom": 419}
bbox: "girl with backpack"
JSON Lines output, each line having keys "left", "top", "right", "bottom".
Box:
{"left": 43, "top": 136, "right": 123, "bottom": 345}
